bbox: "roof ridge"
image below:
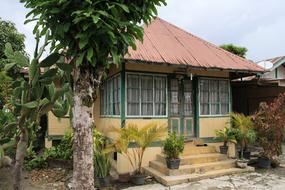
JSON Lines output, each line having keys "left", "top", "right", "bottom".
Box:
{"left": 156, "top": 17, "right": 261, "bottom": 69}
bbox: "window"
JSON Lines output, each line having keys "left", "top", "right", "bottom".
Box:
{"left": 199, "top": 79, "right": 229, "bottom": 115}
{"left": 127, "top": 74, "right": 167, "bottom": 116}
{"left": 100, "top": 75, "right": 120, "bottom": 116}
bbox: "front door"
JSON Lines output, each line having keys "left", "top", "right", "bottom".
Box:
{"left": 169, "top": 78, "right": 195, "bottom": 139}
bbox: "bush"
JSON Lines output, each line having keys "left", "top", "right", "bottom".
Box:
{"left": 94, "top": 151, "right": 111, "bottom": 178}
{"left": 163, "top": 132, "right": 184, "bottom": 160}
{"left": 253, "top": 93, "right": 285, "bottom": 160}
{"left": 24, "top": 133, "right": 73, "bottom": 170}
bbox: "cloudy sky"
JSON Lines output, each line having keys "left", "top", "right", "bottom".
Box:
{"left": 0, "top": 0, "right": 284, "bottom": 61}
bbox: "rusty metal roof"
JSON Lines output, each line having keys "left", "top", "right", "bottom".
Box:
{"left": 125, "top": 17, "right": 263, "bottom": 73}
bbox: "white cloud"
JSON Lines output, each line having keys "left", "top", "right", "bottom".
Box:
{"left": 0, "top": 0, "right": 284, "bottom": 61}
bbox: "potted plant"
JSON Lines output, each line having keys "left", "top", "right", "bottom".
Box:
{"left": 93, "top": 129, "right": 112, "bottom": 188}
{"left": 94, "top": 151, "right": 111, "bottom": 188}
{"left": 231, "top": 113, "right": 256, "bottom": 160}
{"left": 163, "top": 132, "right": 184, "bottom": 169}
{"left": 215, "top": 127, "right": 236, "bottom": 155}
{"left": 106, "top": 122, "right": 166, "bottom": 185}
{"left": 253, "top": 94, "right": 285, "bottom": 169}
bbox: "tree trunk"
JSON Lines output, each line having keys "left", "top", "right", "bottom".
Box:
{"left": 72, "top": 67, "right": 95, "bottom": 190}
{"left": 13, "top": 128, "right": 28, "bottom": 190}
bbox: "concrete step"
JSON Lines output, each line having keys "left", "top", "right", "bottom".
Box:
{"left": 182, "top": 145, "right": 217, "bottom": 155}
{"left": 157, "top": 153, "right": 228, "bottom": 165}
{"left": 149, "top": 159, "right": 236, "bottom": 176}
{"left": 144, "top": 165, "right": 255, "bottom": 186}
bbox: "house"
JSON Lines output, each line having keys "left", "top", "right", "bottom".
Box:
{"left": 232, "top": 56, "right": 285, "bottom": 115}
{"left": 45, "top": 18, "right": 262, "bottom": 184}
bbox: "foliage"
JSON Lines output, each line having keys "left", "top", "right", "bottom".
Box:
{"left": 163, "top": 132, "right": 184, "bottom": 160}
{"left": 94, "top": 151, "right": 111, "bottom": 178}
{"left": 47, "top": 133, "right": 73, "bottom": 160}
{"left": 253, "top": 93, "right": 285, "bottom": 159}
{"left": 215, "top": 127, "right": 237, "bottom": 146}
{"left": 107, "top": 122, "right": 167, "bottom": 174}
{"left": 231, "top": 112, "right": 256, "bottom": 159}
{"left": 21, "top": 0, "right": 167, "bottom": 73}
{"left": 0, "top": 17, "right": 26, "bottom": 67}
{"left": 93, "top": 129, "right": 107, "bottom": 151}
{"left": 220, "top": 44, "right": 248, "bottom": 58}
{"left": 93, "top": 129, "right": 111, "bottom": 178}
{"left": 0, "top": 109, "right": 16, "bottom": 142}
{"left": 24, "top": 133, "right": 73, "bottom": 170}
{"left": 0, "top": 71, "right": 12, "bottom": 109}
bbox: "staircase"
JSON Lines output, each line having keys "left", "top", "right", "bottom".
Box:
{"left": 144, "top": 143, "right": 254, "bottom": 186}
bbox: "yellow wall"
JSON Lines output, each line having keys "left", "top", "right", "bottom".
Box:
{"left": 116, "top": 147, "right": 162, "bottom": 174}
{"left": 47, "top": 112, "right": 71, "bottom": 136}
{"left": 199, "top": 116, "right": 230, "bottom": 138}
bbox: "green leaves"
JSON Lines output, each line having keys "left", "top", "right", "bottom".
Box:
{"left": 40, "top": 53, "right": 60, "bottom": 67}
{"left": 22, "top": 101, "right": 38, "bottom": 109}
{"left": 21, "top": 0, "right": 166, "bottom": 72}
{"left": 3, "top": 43, "right": 29, "bottom": 71}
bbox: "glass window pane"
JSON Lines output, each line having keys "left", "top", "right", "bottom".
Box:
{"left": 170, "top": 79, "right": 179, "bottom": 116}
{"left": 127, "top": 75, "right": 140, "bottom": 115}
{"left": 141, "top": 76, "right": 153, "bottom": 115}
{"left": 154, "top": 77, "right": 166, "bottom": 115}
{"left": 184, "top": 80, "right": 193, "bottom": 116}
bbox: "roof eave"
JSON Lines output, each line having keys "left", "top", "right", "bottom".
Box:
{"left": 125, "top": 59, "right": 264, "bottom": 74}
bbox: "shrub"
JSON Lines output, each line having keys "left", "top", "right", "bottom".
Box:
{"left": 163, "top": 132, "right": 184, "bottom": 160}
{"left": 24, "top": 133, "right": 73, "bottom": 170}
{"left": 231, "top": 113, "right": 256, "bottom": 158}
{"left": 215, "top": 127, "right": 237, "bottom": 147}
{"left": 94, "top": 151, "right": 111, "bottom": 178}
{"left": 253, "top": 93, "right": 285, "bottom": 160}
{"left": 107, "top": 122, "right": 167, "bottom": 174}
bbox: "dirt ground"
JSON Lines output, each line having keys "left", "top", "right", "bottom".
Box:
{"left": 0, "top": 167, "right": 69, "bottom": 190}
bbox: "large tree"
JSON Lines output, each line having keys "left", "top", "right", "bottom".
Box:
{"left": 20, "top": 0, "right": 166, "bottom": 189}
{"left": 0, "top": 18, "right": 26, "bottom": 67}
{"left": 220, "top": 43, "right": 248, "bottom": 58}
{"left": 0, "top": 18, "right": 26, "bottom": 108}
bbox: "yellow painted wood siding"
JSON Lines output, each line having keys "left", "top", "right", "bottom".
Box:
{"left": 47, "top": 112, "right": 71, "bottom": 136}
{"left": 199, "top": 116, "right": 230, "bottom": 138}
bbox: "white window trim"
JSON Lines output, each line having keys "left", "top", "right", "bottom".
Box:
{"left": 199, "top": 77, "right": 231, "bottom": 117}
{"left": 125, "top": 72, "right": 168, "bottom": 118}
{"left": 100, "top": 73, "right": 121, "bottom": 117}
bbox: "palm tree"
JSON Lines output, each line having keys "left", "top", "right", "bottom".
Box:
{"left": 231, "top": 113, "right": 256, "bottom": 159}
{"left": 106, "top": 122, "right": 167, "bottom": 174}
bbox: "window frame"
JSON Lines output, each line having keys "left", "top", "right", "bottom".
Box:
{"left": 100, "top": 73, "right": 121, "bottom": 117}
{"left": 125, "top": 72, "right": 168, "bottom": 118}
{"left": 199, "top": 77, "right": 230, "bottom": 117}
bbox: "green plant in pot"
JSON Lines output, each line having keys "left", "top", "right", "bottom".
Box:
{"left": 93, "top": 129, "right": 111, "bottom": 188}
{"left": 163, "top": 132, "right": 184, "bottom": 169}
{"left": 94, "top": 151, "right": 111, "bottom": 188}
{"left": 106, "top": 122, "right": 167, "bottom": 185}
{"left": 231, "top": 113, "right": 256, "bottom": 160}
{"left": 215, "top": 127, "right": 236, "bottom": 155}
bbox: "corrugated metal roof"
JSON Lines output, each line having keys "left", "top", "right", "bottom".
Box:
{"left": 265, "top": 56, "right": 285, "bottom": 65}
{"left": 125, "top": 17, "right": 263, "bottom": 72}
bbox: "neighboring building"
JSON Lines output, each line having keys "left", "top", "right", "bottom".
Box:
{"left": 46, "top": 18, "right": 262, "bottom": 181}
{"left": 232, "top": 56, "right": 285, "bottom": 115}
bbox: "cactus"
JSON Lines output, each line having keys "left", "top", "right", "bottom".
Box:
{"left": 3, "top": 34, "right": 72, "bottom": 190}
